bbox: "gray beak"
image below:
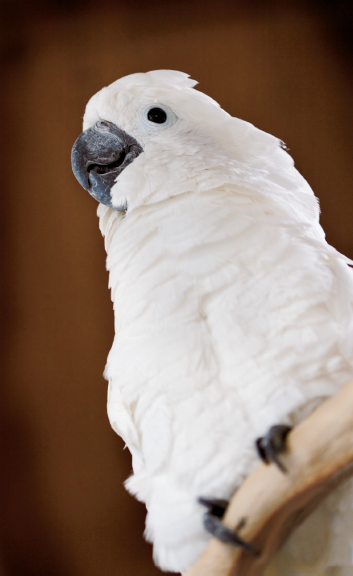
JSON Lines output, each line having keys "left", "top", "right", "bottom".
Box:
{"left": 71, "top": 120, "right": 143, "bottom": 209}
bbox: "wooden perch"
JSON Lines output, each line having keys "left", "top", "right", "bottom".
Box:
{"left": 185, "top": 379, "right": 353, "bottom": 576}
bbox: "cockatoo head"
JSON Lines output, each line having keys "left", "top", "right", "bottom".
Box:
{"left": 72, "top": 70, "right": 273, "bottom": 212}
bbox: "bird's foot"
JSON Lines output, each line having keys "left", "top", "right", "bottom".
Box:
{"left": 256, "top": 424, "right": 292, "bottom": 473}
{"left": 198, "top": 497, "right": 258, "bottom": 554}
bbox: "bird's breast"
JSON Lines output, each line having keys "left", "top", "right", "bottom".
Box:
{"left": 104, "top": 190, "right": 353, "bottom": 493}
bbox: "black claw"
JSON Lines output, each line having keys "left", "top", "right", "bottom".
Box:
{"left": 198, "top": 497, "right": 258, "bottom": 555}
{"left": 198, "top": 497, "right": 228, "bottom": 518}
{"left": 256, "top": 424, "right": 292, "bottom": 473}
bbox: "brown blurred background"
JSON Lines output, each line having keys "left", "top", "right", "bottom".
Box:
{"left": 0, "top": 0, "right": 352, "bottom": 574}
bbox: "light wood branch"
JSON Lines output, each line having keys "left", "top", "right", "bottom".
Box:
{"left": 185, "top": 379, "right": 353, "bottom": 576}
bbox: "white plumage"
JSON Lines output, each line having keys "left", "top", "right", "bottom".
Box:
{"left": 83, "top": 71, "right": 353, "bottom": 574}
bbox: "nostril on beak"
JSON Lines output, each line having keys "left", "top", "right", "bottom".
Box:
{"left": 97, "top": 120, "right": 112, "bottom": 130}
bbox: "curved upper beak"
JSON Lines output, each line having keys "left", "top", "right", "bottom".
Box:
{"left": 71, "top": 120, "right": 143, "bottom": 209}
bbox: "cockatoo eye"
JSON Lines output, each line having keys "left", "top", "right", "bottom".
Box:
{"left": 147, "top": 108, "right": 167, "bottom": 124}
{"left": 140, "top": 104, "right": 177, "bottom": 133}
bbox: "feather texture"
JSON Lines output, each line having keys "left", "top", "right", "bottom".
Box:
{"left": 83, "top": 71, "right": 353, "bottom": 573}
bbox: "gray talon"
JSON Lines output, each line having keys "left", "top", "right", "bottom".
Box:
{"left": 256, "top": 424, "right": 292, "bottom": 473}
{"left": 198, "top": 497, "right": 228, "bottom": 518}
{"left": 198, "top": 497, "right": 258, "bottom": 554}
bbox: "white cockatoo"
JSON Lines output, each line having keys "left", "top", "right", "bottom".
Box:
{"left": 71, "top": 70, "right": 353, "bottom": 575}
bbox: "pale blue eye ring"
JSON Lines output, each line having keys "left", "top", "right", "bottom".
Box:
{"left": 141, "top": 104, "right": 177, "bottom": 133}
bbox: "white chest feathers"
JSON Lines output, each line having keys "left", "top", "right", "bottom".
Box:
{"left": 98, "top": 186, "right": 353, "bottom": 573}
